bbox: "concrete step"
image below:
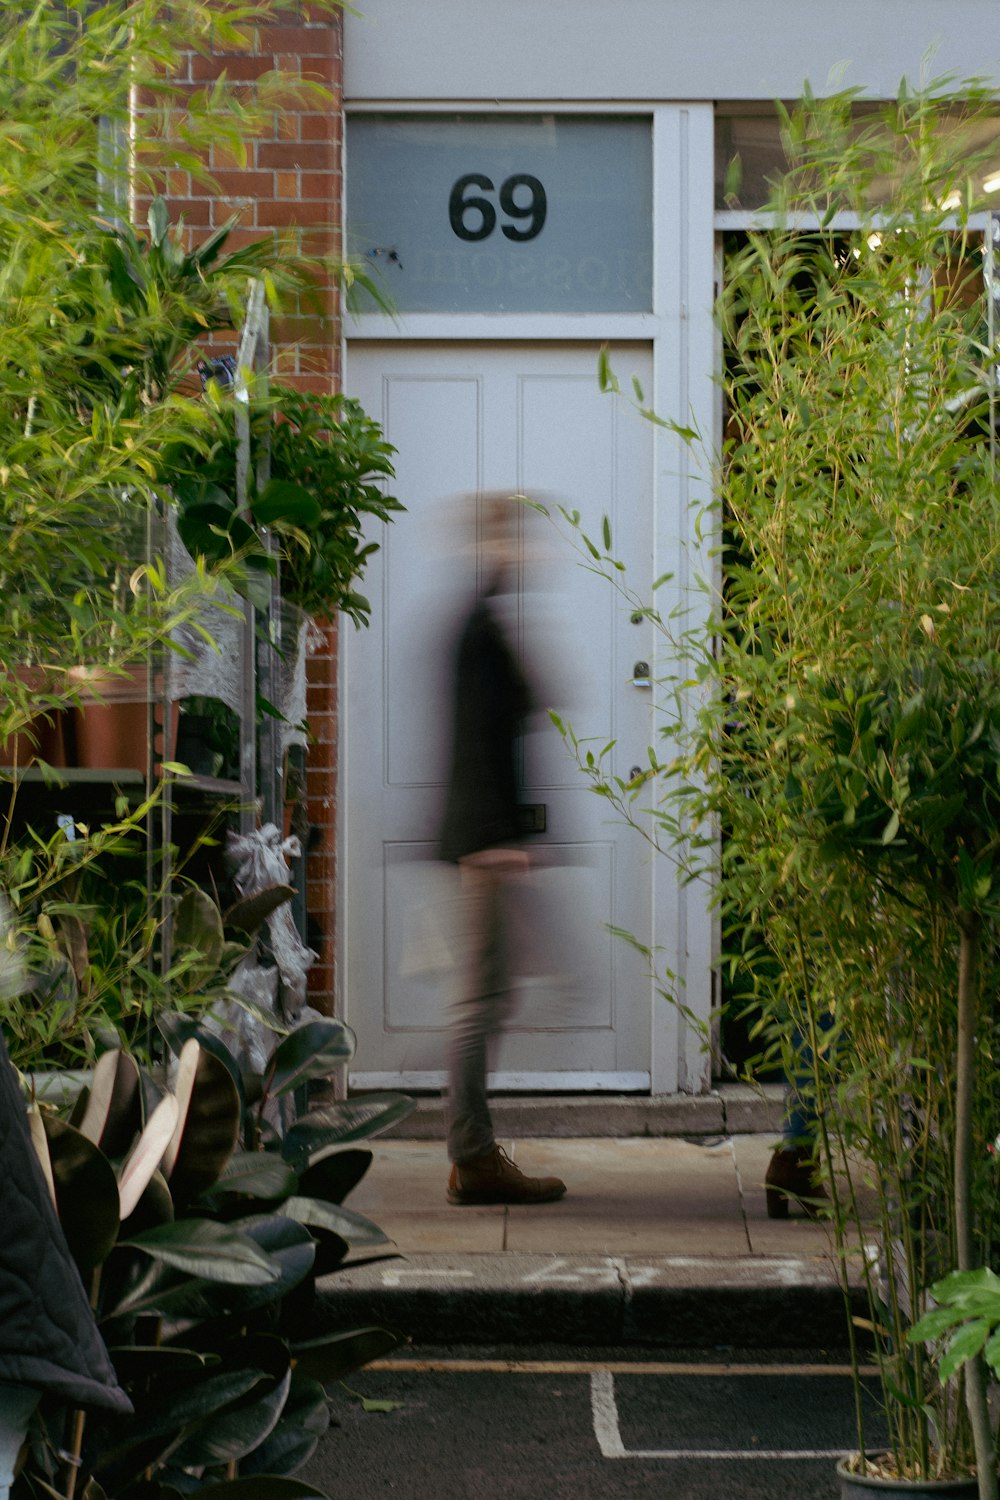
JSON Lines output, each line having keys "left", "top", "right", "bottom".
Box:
{"left": 379, "top": 1084, "right": 785, "bottom": 1140}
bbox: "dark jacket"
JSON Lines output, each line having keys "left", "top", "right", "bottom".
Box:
{"left": 0, "top": 1033, "right": 131, "bottom": 1412}
{"left": 439, "top": 593, "right": 533, "bottom": 862}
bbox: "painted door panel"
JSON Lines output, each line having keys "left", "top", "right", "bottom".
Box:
{"left": 343, "top": 343, "right": 655, "bottom": 1089}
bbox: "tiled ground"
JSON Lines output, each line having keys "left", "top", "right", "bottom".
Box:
{"left": 348, "top": 1135, "right": 846, "bottom": 1258}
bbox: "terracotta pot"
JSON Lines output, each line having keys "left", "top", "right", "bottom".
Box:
{"left": 69, "top": 666, "right": 178, "bottom": 774}
{"left": 837, "top": 1456, "right": 979, "bottom": 1498}
{"left": 0, "top": 666, "right": 69, "bottom": 768}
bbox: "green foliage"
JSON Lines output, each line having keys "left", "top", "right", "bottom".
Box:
{"left": 0, "top": 802, "right": 297, "bottom": 1074}
{"left": 911, "top": 1268, "right": 1000, "bottom": 1385}
{"left": 17, "top": 1027, "right": 414, "bottom": 1500}
{"left": 553, "top": 79, "right": 1000, "bottom": 1486}
{"left": 170, "top": 382, "right": 402, "bottom": 627}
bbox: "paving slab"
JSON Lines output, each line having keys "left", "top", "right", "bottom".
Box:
{"left": 321, "top": 1134, "right": 860, "bottom": 1348}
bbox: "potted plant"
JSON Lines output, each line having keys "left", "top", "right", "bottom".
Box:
{"left": 548, "top": 80, "right": 1000, "bottom": 1497}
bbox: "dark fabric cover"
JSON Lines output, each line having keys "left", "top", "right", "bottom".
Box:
{"left": 0, "top": 1034, "right": 131, "bottom": 1412}
{"left": 439, "top": 593, "right": 533, "bottom": 862}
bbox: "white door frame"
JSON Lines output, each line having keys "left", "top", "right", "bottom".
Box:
{"left": 341, "top": 104, "right": 717, "bottom": 1094}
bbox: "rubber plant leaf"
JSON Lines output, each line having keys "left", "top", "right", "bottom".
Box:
{"left": 105, "top": 1345, "right": 212, "bottom": 1384}
{"left": 42, "top": 1114, "right": 120, "bottom": 1274}
{"left": 267, "top": 1020, "right": 357, "bottom": 1098}
{"left": 118, "top": 1093, "right": 180, "bottom": 1222}
{"left": 195, "top": 1478, "right": 329, "bottom": 1500}
{"left": 107, "top": 1219, "right": 311, "bottom": 1322}
{"left": 297, "top": 1148, "right": 372, "bottom": 1206}
{"left": 280, "top": 1196, "right": 389, "bottom": 1249}
{"left": 173, "top": 885, "right": 225, "bottom": 971}
{"left": 239, "top": 1372, "right": 330, "bottom": 1477}
{"left": 78, "top": 1049, "right": 143, "bottom": 1159}
{"left": 27, "top": 1104, "right": 57, "bottom": 1207}
{"left": 119, "top": 1217, "right": 281, "bottom": 1285}
{"left": 225, "top": 884, "right": 295, "bottom": 936}
{"left": 160, "top": 1038, "right": 241, "bottom": 1204}
{"left": 170, "top": 1367, "right": 293, "bottom": 1470}
{"left": 201, "top": 1150, "right": 299, "bottom": 1204}
{"left": 281, "top": 1093, "right": 416, "bottom": 1168}
{"left": 290, "top": 1326, "right": 405, "bottom": 1383}
{"left": 155, "top": 1015, "right": 246, "bottom": 1120}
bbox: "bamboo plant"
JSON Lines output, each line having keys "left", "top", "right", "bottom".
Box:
{"left": 547, "top": 79, "right": 1000, "bottom": 1493}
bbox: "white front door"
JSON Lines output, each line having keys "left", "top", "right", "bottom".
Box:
{"left": 342, "top": 342, "right": 656, "bottom": 1090}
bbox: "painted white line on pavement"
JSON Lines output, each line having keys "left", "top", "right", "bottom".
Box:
{"left": 589, "top": 1370, "right": 848, "bottom": 1462}
{"left": 379, "top": 1269, "right": 475, "bottom": 1286}
{"left": 590, "top": 1369, "right": 628, "bottom": 1458}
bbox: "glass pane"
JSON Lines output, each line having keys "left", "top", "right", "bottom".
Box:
{"left": 347, "top": 115, "right": 652, "bottom": 313}
{"left": 716, "top": 106, "right": 1000, "bottom": 212}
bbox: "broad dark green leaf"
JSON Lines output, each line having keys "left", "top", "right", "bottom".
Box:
{"left": 162, "top": 1040, "right": 241, "bottom": 1204}
{"left": 196, "top": 1479, "right": 329, "bottom": 1500}
{"left": 225, "top": 884, "right": 295, "bottom": 936}
{"left": 290, "top": 1326, "right": 404, "bottom": 1382}
{"left": 253, "top": 480, "right": 322, "bottom": 527}
{"left": 203, "top": 1151, "right": 298, "bottom": 1204}
{"left": 105, "top": 1345, "right": 214, "bottom": 1383}
{"left": 239, "top": 1373, "right": 329, "bottom": 1477}
{"left": 169, "top": 1367, "right": 292, "bottom": 1468}
{"left": 77, "top": 1049, "right": 142, "bottom": 1158}
{"left": 281, "top": 1094, "right": 416, "bottom": 1168}
{"left": 173, "top": 885, "right": 224, "bottom": 969}
{"left": 297, "top": 1148, "right": 372, "bottom": 1205}
{"left": 281, "top": 1196, "right": 389, "bottom": 1249}
{"left": 155, "top": 1015, "right": 247, "bottom": 1122}
{"left": 268, "top": 1021, "right": 357, "bottom": 1098}
{"left": 120, "top": 1217, "right": 281, "bottom": 1284}
{"left": 125, "top": 1366, "right": 272, "bottom": 1446}
{"left": 42, "top": 1114, "right": 120, "bottom": 1273}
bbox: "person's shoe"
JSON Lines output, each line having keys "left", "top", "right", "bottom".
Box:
{"left": 447, "top": 1144, "right": 567, "bottom": 1205}
{"left": 765, "top": 1146, "right": 827, "bottom": 1220}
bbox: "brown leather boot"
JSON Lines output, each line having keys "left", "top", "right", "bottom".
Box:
{"left": 765, "top": 1146, "right": 827, "bottom": 1219}
{"left": 448, "top": 1144, "right": 567, "bottom": 1205}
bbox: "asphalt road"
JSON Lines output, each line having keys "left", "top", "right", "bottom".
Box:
{"left": 302, "top": 1347, "right": 887, "bottom": 1500}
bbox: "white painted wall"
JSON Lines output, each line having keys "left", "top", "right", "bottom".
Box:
{"left": 345, "top": 1, "right": 1000, "bottom": 105}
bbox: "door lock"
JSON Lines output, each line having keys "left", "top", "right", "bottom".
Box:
{"left": 630, "top": 661, "right": 651, "bottom": 687}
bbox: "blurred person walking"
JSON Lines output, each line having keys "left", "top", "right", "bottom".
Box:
{"left": 439, "top": 493, "right": 567, "bottom": 1206}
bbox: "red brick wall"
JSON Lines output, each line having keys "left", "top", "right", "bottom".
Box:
{"left": 146, "top": 5, "right": 344, "bottom": 1012}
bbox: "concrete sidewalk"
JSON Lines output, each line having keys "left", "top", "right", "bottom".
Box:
{"left": 318, "top": 1122, "right": 862, "bottom": 1351}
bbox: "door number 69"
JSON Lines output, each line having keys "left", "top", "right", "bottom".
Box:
{"left": 448, "top": 173, "right": 547, "bottom": 243}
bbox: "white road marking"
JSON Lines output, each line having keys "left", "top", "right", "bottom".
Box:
{"left": 379, "top": 1268, "right": 475, "bottom": 1286}
{"left": 589, "top": 1369, "right": 849, "bottom": 1462}
{"left": 520, "top": 1258, "right": 619, "bottom": 1285}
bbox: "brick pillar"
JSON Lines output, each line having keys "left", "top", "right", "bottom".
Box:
{"left": 151, "top": 5, "right": 344, "bottom": 1013}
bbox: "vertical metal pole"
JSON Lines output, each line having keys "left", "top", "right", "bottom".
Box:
{"left": 234, "top": 280, "right": 267, "bottom": 835}
{"left": 987, "top": 215, "right": 1000, "bottom": 478}
{"left": 254, "top": 300, "right": 283, "bottom": 832}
